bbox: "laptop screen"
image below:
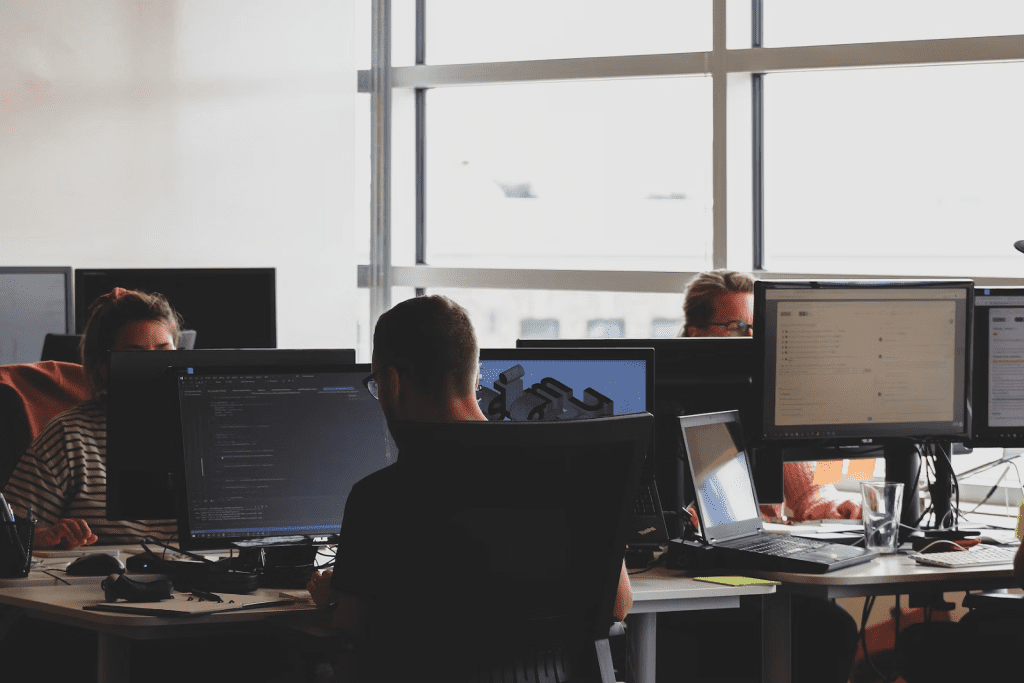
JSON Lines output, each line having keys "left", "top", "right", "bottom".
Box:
{"left": 679, "top": 411, "right": 763, "bottom": 544}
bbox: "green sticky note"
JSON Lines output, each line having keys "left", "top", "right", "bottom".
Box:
{"left": 694, "top": 576, "right": 779, "bottom": 587}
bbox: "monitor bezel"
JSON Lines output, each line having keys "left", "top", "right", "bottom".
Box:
{"left": 754, "top": 279, "right": 974, "bottom": 446}
{"left": 172, "top": 362, "right": 384, "bottom": 551}
{"left": 967, "top": 286, "right": 1024, "bottom": 447}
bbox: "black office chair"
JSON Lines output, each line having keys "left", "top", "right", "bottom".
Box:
{"left": 39, "top": 333, "right": 82, "bottom": 363}
{"left": 323, "top": 414, "right": 651, "bottom": 683}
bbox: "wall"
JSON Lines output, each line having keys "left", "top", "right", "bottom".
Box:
{"left": 0, "top": 0, "right": 360, "bottom": 351}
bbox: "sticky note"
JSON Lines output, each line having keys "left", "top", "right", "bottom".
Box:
{"left": 694, "top": 576, "right": 779, "bottom": 587}
{"left": 1016, "top": 502, "right": 1024, "bottom": 541}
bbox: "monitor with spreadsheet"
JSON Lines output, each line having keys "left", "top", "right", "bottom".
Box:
{"left": 175, "top": 363, "right": 393, "bottom": 550}
{"left": 968, "top": 286, "right": 1024, "bottom": 447}
{"left": 0, "top": 267, "right": 73, "bottom": 365}
{"left": 755, "top": 280, "right": 973, "bottom": 445}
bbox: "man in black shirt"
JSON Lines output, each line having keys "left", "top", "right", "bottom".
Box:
{"left": 306, "top": 295, "right": 632, "bottom": 681}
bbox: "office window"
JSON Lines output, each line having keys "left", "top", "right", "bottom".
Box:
{"left": 426, "top": 79, "right": 713, "bottom": 272}
{"left": 427, "top": 0, "right": 711, "bottom": 64}
{"left": 426, "top": 288, "right": 684, "bottom": 349}
{"left": 763, "top": 63, "right": 1024, "bottom": 277}
{"left": 587, "top": 319, "right": 625, "bottom": 339}
{"left": 651, "top": 318, "right": 681, "bottom": 338}
{"left": 763, "top": 0, "right": 1024, "bottom": 47}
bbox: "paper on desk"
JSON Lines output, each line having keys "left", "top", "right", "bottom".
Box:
{"left": 693, "top": 576, "right": 779, "bottom": 587}
{"left": 763, "top": 522, "right": 862, "bottom": 535}
{"left": 82, "top": 593, "right": 295, "bottom": 616}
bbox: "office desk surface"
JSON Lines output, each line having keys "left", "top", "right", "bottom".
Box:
{"left": 629, "top": 565, "right": 776, "bottom": 612}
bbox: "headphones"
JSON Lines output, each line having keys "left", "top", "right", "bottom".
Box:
{"left": 101, "top": 573, "right": 175, "bottom": 602}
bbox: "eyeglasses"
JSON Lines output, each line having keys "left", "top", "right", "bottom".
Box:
{"left": 705, "top": 320, "right": 753, "bottom": 337}
{"left": 362, "top": 373, "right": 379, "bottom": 400}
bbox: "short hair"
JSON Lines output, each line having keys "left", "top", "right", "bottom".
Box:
{"left": 372, "top": 295, "right": 479, "bottom": 400}
{"left": 80, "top": 288, "right": 183, "bottom": 397}
{"left": 679, "top": 270, "right": 755, "bottom": 336}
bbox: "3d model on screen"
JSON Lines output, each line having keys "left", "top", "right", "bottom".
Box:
{"left": 476, "top": 364, "right": 614, "bottom": 421}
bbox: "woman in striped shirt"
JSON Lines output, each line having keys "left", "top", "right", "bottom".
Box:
{"left": 2, "top": 288, "right": 182, "bottom": 548}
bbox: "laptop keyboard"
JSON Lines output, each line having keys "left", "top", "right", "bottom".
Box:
{"left": 723, "top": 534, "right": 868, "bottom": 560}
{"left": 632, "top": 484, "right": 659, "bottom": 516}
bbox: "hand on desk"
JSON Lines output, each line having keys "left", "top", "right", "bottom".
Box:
{"left": 307, "top": 569, "right": 333, "bottom": 609}
{"left": 34, "top": 518, "right": 98, "bottom": 550}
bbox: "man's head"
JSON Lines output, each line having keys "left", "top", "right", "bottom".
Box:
{"left": 679, "top": 270, "right": 755, "bottom": 338}
{"left": 372, "top": 295, "right": 482, "bottom": 422}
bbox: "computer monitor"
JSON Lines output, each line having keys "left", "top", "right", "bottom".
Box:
{"left": 478, "top": 347, "right": 654, "bottom": 421}
{"left": 175, "top": 363, "right": 394, "bottom": 551}
{"left": 106, "top": 348, "right": 356, "bottom": 521}
{"left": 74, "top": 268, "right": 276, "bottom": 349}
{"left": 0, "top": 267, "right": 73, "bottom": 365}
{"left": 755, "top": 279, "right": 973, "bottom": 445}
{"left": 968, "top": 287, "right": 1024, "bottom": 447}
{"left": 516, "top": 338, "right": 776, "bottom": 526}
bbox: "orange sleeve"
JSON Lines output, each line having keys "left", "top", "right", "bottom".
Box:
{"left": 781, "top": 461, "right": 862, "bottom": 521}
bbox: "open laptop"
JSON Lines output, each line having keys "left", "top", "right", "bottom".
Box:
{"left": 679, "top": 410, "right": 879, "bottom": 574}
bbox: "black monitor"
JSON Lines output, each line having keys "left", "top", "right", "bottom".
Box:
{"left": 106, "top": 348, "right": 356, "bottom": 522}
{"left": 755, "top": 280, "right": 973, "bottom": 446}
{"left": 74, "top": 268, "right": 276, "bottom": 349}
{"left": 175, "top": 363, "right": 393, "bottom": 551}
{"left": 516, "top": 338, "right": 777, "bottom": 521}
{"left": 0, "top": 267, "right": 73, "bottom": 365}
{"left": 478, "top": 347, "right": 654, "bottom": 421}
{"left": 969, "top": 287, "right": 1024, "bottom": 447}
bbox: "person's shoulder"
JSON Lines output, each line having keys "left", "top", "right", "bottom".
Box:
{"left": 350, "top": 462, "right": 400, "bottom": 495}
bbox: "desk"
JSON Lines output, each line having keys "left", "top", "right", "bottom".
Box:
{"left": 747, "top": 552, "right": 1018, "bottom": 683}
{"left": 0, "top": 578, "right": 315, "bottom": 683}
{"left": 627, "top": 566, "right": 777, "bottom": 683}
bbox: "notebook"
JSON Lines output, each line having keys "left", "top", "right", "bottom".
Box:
{"left": 678, "top": 410, "right": 879, "bottom": 574}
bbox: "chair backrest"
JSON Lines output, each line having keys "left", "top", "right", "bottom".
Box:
{"left": 0, "top": 361, "right": 90, "bottom": 488}
{"left": 385, "top": 413, "right": 652, "bottom": 679}
{"left": 40, "top": 334, "right": 82, "bottom": 363}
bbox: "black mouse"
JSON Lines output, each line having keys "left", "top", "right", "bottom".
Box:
{"left": 66, "top": 553, "right": 126, "bottom": 577}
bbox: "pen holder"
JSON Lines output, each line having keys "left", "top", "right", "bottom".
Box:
{"left": 0, "top": 516, "right": 36, "bottom": 579}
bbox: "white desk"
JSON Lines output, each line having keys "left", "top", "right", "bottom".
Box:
{"left": 0, "top": 578, "right": 315, "bottom": 683}
{"left": 746, "top": 552, "right": 1018, "bottom": 683}
{"left": 627, "top": 566, "right": 777, "bottom": 683}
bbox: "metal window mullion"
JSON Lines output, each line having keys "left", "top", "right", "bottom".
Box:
{"left": 415, "top": 0, "right": 426, "bottom": 297}
{"left": 370, "top": 0, "right": 392, "bottom": 332}
{"left": 752, "top": 0, "right": 765, "bottom": 271}
{"left": 712, "top": 0, "right": 727, "bottom": 269}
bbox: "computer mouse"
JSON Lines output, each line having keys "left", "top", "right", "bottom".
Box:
{"left": 65, "top": 553, "right": 126, "bottom": 577}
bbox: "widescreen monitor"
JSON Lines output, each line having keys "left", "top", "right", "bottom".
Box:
{"left": 755, "top": 280, "right": 973, "bottom": 445}
{"left": 74, "top": 268, "right": 276, "bottom": 349}
{"left": 0, "top": 267, "right": 73, "bottom": 364}
{"left": 175, "top": 363, "right": 393, "bottom": 550}
{"left": 106, "top": 348, "right": 356, "bottom": 522}
{"left": 968, "top": 287, "right": 1024, "bottom": 447}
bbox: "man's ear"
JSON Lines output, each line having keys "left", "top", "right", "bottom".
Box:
{"left": 385, "top": 366, "right": 402, "bottom": 400}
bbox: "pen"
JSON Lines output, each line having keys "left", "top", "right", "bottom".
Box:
{"left": 190, "top": 589, "right": 223, "bottom": 603}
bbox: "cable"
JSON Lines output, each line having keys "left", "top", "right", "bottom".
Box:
{"left": 858, "top": 595, "right": 895, "bottom": 683}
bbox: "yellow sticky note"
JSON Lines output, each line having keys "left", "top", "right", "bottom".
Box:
{"left": 1016, "top": 502, "right": 1024, "bottom": 541}
{"left": 693, "top": 576, "right": 779, "bottom": 587}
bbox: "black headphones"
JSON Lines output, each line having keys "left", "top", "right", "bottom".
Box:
{"left": 101, "top": 573, "right": 174, "bottom": 602}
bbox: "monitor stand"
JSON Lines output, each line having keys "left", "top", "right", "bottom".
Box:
{"left": 884, "top": 442, "right": 922, "bottom": 543}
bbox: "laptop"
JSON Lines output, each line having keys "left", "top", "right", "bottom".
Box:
{"left": 679, "top": 411, "right": 879, "bottom": 574}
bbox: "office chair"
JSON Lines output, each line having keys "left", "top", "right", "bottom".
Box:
{"left": 355, "top": 413, "right": 651, "bottom": 683}
{"left": 0, "top": 361, "right": 90, "bottom": 488}
{"left": 39, "top": 333, "right": 82, "bottom": 363}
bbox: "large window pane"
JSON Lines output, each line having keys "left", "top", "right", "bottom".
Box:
{"left": 426, "top": 289, "right": 686, "bottom": 350}
{"left": 764, "top": 0, "right": 1024, "bottom": 47}
{"left": 427, "top": 1, "right": 711, "bottom": 64}
{"left": 764, "top": 64, "right": 1024, "bottom": 277}
{"left": 426, "top": 78, "right": 712, "bottom": 271}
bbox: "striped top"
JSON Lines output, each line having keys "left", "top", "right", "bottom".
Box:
{"left": 2, "top": 399, "right": 178, "bottom": 545}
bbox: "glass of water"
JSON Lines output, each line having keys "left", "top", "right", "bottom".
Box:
{"left": 860, "top": 482, "right": 904, "bottom": 554}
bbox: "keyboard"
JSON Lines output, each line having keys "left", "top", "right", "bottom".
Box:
{"left": 910, "top": 544, "right": 1017, "bottom": 568}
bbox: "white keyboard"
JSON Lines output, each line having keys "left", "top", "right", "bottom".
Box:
{"left": 910, "top": 544, "right": 1017, "bottom": 568}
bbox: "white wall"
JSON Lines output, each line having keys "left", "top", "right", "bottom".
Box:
{"left": 0, "top": 0, "right": 360, "bottom": 351}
